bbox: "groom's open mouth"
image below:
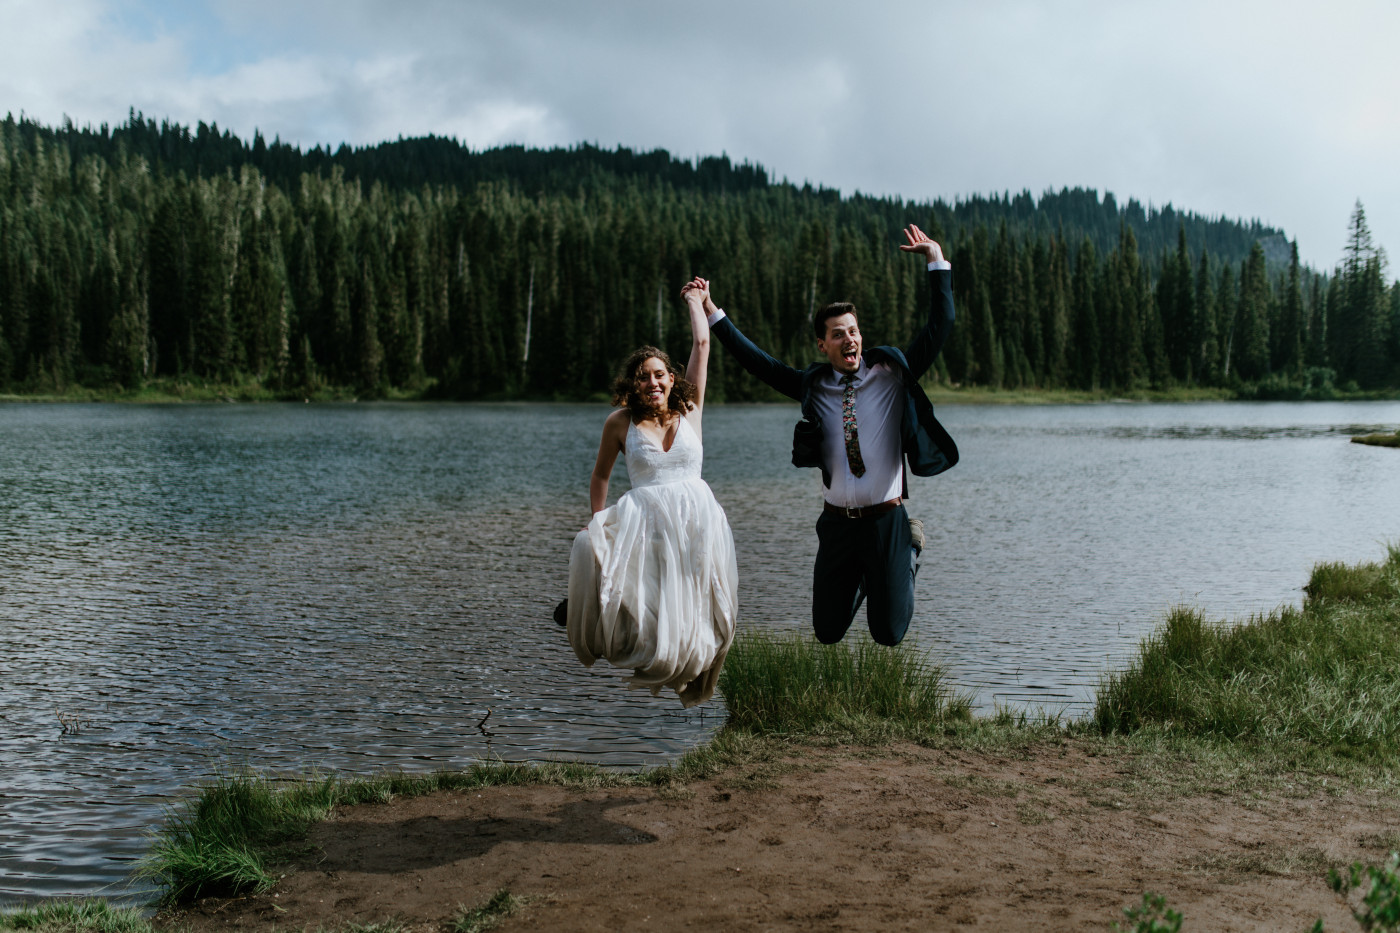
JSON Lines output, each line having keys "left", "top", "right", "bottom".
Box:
{"left": 842, "top": 347, "right": 859, "bottom": 366}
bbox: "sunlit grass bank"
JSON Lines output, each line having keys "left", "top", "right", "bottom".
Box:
{"left": 0, "top": 900, "right": 155, "bottom": 933}
{"left": 717, "top": 630, "right": 971, "bottom": 733}
{"left": 1095, "top": 545, "right": 1400, "bottom": 757}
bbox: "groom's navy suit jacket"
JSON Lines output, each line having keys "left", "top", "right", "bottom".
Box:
{"left": 711, "top": 268, "right": 959, "bottom": 491}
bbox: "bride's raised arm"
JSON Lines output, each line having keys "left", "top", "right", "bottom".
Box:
{"left": 679, "top": 277, "right": 712, "bottom": 418}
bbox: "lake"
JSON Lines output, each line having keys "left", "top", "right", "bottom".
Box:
{"left": 2, "top": 399, "right": 1399, "bottom": 904}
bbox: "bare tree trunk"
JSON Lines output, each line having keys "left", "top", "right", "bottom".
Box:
{"left": 521, "top": 259, "right": 535, "bottom": 380}
{"left": 656, "top": 282, "right": 664, "bottom": 344}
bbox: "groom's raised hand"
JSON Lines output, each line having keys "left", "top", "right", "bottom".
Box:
{"left": 899, "top": 224, "right": 944, "bottom": 264}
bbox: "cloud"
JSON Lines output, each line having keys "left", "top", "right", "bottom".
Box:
{"left": 0, "top": 0, "right": 187, "bottom": 123}
{"left": 1, "top": 0, "right": 1397, "bottom": 268}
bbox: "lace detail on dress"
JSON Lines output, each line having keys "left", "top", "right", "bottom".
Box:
{"left": 625, "top": 416, "right": 703, "bottom": 488}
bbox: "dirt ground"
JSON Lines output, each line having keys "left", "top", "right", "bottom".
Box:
{"left": 160, "top": 740, "right": 1400, "bottom": 932}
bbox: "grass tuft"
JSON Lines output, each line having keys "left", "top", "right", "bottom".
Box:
{"left": 450, "top": 889, "right": 527, "bottom": 933}
{"left": 139, "top": 769, "right": 334, "bottom": 903}
{"left": 1112, "top": 892, "right": 1182, "bottom": 933}
{"left": 0, "top": 900, "right": 155, "bottom": 933}
{"left": 716, "top": 630, "right": 971, "bottom": 734}
{"left": 1095, "top": 547, "right": 1400, "bottom": 759}
{"left": 1305, "top": 545, "right": 1400, "bottom": 604}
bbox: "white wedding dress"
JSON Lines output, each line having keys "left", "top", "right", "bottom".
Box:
{"left": 566, "top": 414, "right": 738, "bottom": 707}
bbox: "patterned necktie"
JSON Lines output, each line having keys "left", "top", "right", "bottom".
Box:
{"left": 841, "top": 373, "right": 866, "bottom": 478}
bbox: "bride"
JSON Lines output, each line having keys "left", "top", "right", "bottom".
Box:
{"left": 559, "top": 276, "right": 738, "bottom": 707}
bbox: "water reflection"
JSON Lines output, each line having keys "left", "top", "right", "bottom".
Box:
{"left": 1, "top": 399, "right": 1399, "bottom": 903}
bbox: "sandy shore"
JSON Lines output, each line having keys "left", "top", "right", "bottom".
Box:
{"left": 153, "top": 738, "right": 1398, "bottom": 932}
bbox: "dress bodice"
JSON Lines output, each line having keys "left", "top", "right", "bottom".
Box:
{"left": 625, "top": 415, "right": 703, "bottom": 488}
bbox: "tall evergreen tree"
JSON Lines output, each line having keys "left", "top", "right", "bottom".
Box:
{"left": 1235, "top": 243, "right": 1271, "bottom": 381}
{"left": 1194, "top": 248, "right": 1218, "bottom": 384}
{"left": 1305, "top": 273, "right": 1328, "bottom": 369}
{"left": 1070, "top": 237, "right": 1100, "bottom": 390}
{"left": 1274, "top": 241, "right": 1304, "bottom": 377}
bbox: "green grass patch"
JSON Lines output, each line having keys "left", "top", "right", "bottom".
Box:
{"left": 1352, "top": 432, "right": 1400, "bottom": 448}
{"left": 1070, "top": 725, "right": 1400, "bottom": 807}
{"left": 450, "top": 889, "right": 529, "bottom": 933}
{"left": 1095, "top": 546, "right": 1400, "bottom": 759}
{"left": 1306, "top": 548, "right": 1400, "bottom": 604}
{"left": 717, "top": 630, "right": 971, "bottom": 735}
{"left": 139, "top": 759, "right": 651, "bottom": 905}
{"left": 1111, "top": 892, "right": 1182, "bottom": 933}
{"left": 1329, "top": 851, "right": 1400, "bottom": 932}
{"left": 0, "top": 900, "right": 155, "bottom": 933}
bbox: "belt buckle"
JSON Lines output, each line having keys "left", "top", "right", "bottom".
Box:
{"left": 844, "top": 504, "right": 861, "bottom": 519}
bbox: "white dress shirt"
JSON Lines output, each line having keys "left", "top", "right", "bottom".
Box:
{"left": 811, "top": 357, "right": 904, "bottom": 508}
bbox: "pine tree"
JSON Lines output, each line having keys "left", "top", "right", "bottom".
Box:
{"left": 1158, "top": 226, "right": 1195, "bottom": 382}
{"left": 1305, "top": 274, "right": 1328, "bottom": 369}
{"left": 1070, "top": 237, "right": 1099, "bottom": 390}
{"left": 1332, "top": 201, "right": 1389, "bottom": 386}
{"left": 1274, "top": 241, "right": 1304, "bottom": 378}
{"left": 1193, "top": 249, "right": 1218, "bottom": 384}
{"left": 1041, "top": 233, "right": 1071, "bottom": 386}
{"left": 1235, "top": 243, "right": 1271, "bottom": 381}
{"left": 973, "top": 284, "right": 1001, "bottom": 387}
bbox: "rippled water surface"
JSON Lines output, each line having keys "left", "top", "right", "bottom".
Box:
{"left": 3, "top": 399, "right": 1399, "bottom": 903}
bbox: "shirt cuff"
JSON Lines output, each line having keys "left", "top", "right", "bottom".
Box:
{"left": 927, "top": 260, "right": 951, "bottom": 271}
{"left": 706, "top": 308, "right": 727, "bottom": 327}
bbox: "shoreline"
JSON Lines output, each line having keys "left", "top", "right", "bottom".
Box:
{"left": 151, "top": 734, "right": 1395, "bottom": 933}
{"left": 6, "top": 728, "right": 1395, "bottom": 932}
{"left": 6, "top": 550, "right": 1400, "bottom": 931}
{"left": 3, "top": 384, "right": 1397, "bottom": 406}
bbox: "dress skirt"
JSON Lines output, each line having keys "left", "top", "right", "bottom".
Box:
{"left": 566, "top": 475, "right": 738, "bottom": 707}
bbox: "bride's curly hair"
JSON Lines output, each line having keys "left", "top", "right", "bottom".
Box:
{"left": 611, "top": 346, "right": 697, "bottom": 420}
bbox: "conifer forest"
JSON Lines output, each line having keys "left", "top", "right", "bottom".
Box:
{"left": 2, "top": 111, "right": 1397, "bottom": 400}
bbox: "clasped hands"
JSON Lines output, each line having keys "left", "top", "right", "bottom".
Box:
{"left": 680, "top": 276, "right": 715, "bottom": 315}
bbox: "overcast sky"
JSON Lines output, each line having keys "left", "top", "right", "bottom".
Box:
{"left": 2, "top": 0, "right": 1396, "bottom": 271}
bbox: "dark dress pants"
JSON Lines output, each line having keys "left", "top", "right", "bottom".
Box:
{"left": 812, "top": 504, "right": 915, "bottom": 646}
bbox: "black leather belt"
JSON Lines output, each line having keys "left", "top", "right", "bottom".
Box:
{"left": 823, "top": 498, "right": 902, "bottom": 519}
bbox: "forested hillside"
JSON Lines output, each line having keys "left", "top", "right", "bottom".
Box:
{"left": 1, "top": 111, "right": 1396, "bottom": 400}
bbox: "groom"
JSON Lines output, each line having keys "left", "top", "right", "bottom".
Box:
{"left": 701, "top": 224, "right": 957, "bottom": 646}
